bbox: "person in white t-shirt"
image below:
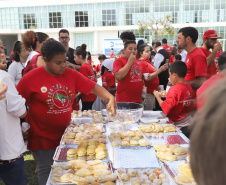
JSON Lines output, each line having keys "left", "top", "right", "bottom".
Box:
{"left": 0, "top": 70, "right": 28, "bottom": 184}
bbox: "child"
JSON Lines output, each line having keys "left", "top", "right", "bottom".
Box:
{"left": 0, "top": 71, "right": 28, "bottom": 184}
{"left": 101, "top": 65, "right": 116, "bottom": 96}
{"left": 154, "top": 61, "right": 195, "bottom": 138}
{"left": 174, "top": 54, "right": 182, "bottom": 62}
{"left": 113, "top": 40, "right": 143, "bottom": 103}
{"left": 17, "top": 40, "right": 116, "bottom": 184}
{"left": 96, "top": 54, "right": 107, "bottom": 77}
{"left": 0, "top": 56, "right": 7, "bottom": 71}
{"left": 74, "top": 44, "right": 97, "bottom": 111}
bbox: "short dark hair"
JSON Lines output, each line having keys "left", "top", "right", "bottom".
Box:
{"left": 12, "top": 41, "right": 21, "bottom": 62}
{"left": 137, "top": 40, "right": 145, "bottom": 50}
{"left": 124, "top": 40, "right": 136, "bottom": 49}
{"left": 162, "top": 38, "right": 167, "bottom": 44}
{"left": 174, "top": 54, "right": 182, "bottom": 61}
{"left": 41, "top": 40, "right": 66, "bottom": 61}
{"left": 218, "top": 51, "right": 226, "bottom": 71}
{"left": 138, "top": 44, "right": 148, "bottom": 58}
{"left": 152, "top": 40, "right": 161, "bottom": 47}
{"left": 59, "top": 29, "right": 69, "bottom": 37}
{"left": 151, "top": 51, "right": 156, "bottom": 56}
{"left": 120, "top": 31, "right": 136, "bottom": 41}
{"left": 98, "top": 54, "right": 107, "bottom": 61}
{"left": 178, "top": 27, "right": 198, "bottom": 43}
{"left": 75, "top": 44, "right": 87, "bottom": 59}
{"left": 169, "top": 61, "right": 187, "bottom": 78}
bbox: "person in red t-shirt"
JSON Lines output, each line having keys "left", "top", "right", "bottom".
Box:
{"left": 109, "top": 48, "right": 115, "bottom": 58}
{"left": 113, "top": 40, "right": 143, "bottom": 103}
{"left": 169, "top": 46, "right": 177, "bottom": 64}
{"left": 197, "top": 52, "right": 226, "bottom": 110}
{"left": 177, "top": 27, "right": 207, "bottom": 93}
{"left": 17, "top": 40, "right": 116, "bottom": 185}
{"left": 96, "top": 54, "right": 107, "bottom": 77}
{"left": 74, "top": 44, "right": 97, "bottom": 111}
{"left": 154, "top": 61, "right": 195, "bottom": 138}
{"left": 162, "top": 38, "right": 172, "bottom": 55}
{"left": 137, "top": 44, "right": 168, "bottom": 110}
{"left": 200, "top": 30, "right": 222, "bottom": 79}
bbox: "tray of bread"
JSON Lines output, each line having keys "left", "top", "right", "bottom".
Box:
{"left": 50, "top": 159, "right": 118, "bottom": 184}
{"left": 113, "top": 147, "right": 160, "bottom": 169}
{"left": 163, "top": 161, "right": 196, "bottom": 185}
{"left": 72, "top": 110, "right": 105, "bottom": 123}
{"left": 53, "top": 142, "right": 108, "bottom": 161}
{"left": 66, "top": 123, "right": 106, "bottom": 133}
{"left": 153, "top": 144, "right": 188, "bottom": 162}
{"left": 139, "top": 123, "right": 180, "bottom": 135}
{"left": 109, "top": 130, "right": 150, "bottom": 148}
{"left": 60, "top": 131, "right": 106, "bottom": 145}
{"left": 116, "top": 167, "right": 170, "bottom": 185}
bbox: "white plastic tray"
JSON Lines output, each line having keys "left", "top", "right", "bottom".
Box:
{"left": 113, "top": 147, "right": 160, "bottom": 169}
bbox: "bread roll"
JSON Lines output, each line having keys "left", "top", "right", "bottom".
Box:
{"left": 127, "top": 168, "right": 137, "bottom": 177}
{"left": 76, "top": 169, "right": 92, "bottom": 177}
{"left": 77, "top": 148, "right": 86, "bottom": 157}
{"left": 153, "top": 168, "right": 164, "bottom": 175}
{"left": 97, "top": 173, "right": 117, "bottom": 183}
{"left": 121, "top": 173, "right": 130, "bottom": 181}
{"left": 131, "top": 180, "right": 141, "bottom": 185}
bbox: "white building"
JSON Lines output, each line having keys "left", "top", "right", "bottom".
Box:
{"left": 0, "top": 0, "right": 226, "bottom": 56}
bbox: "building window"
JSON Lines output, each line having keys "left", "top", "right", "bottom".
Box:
{"left": 75, "top": 11, "right": 88, "bottom": 27}
{"left": 102, "top": 9, "right": 116, "bottom": 26}
{"left": 49, "top": 12, "right": 62, "bottom": 28}
{"left": 24, "top": 14, "right": 36, "bottom": 29}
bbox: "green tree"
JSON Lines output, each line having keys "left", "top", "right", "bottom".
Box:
{"left": 138, "top": 15, "right": 175, "bottom": 40}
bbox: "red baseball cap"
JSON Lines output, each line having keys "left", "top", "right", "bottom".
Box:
{"left": 203, "top": 30, "right": 222, "bottom": 39}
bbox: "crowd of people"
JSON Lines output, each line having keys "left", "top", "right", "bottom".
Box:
{"left": 0, "top": 26, "right": 226, "bottom": 185}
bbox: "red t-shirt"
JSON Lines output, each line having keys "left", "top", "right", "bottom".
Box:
{"left": 88, "top": 59, "right": 92, "bottom": 65}
{"left": 138, "top": 58, "right": 159, "bottom": 94}
{"left": 161, "top": 83, "right": 195, "bottom": 122}
{"left": 196, "top": 73, "right": 223, "bottom": 110}
{"left": 22, "top": 54, "right": 40, "bottom": 76}
{"left": 17, "top": 66, "right": 96, "bottom": 151}
{"left": 109, "top": 50, "right": 115, "bottom": 58}
{"left": 170, "top": 55, "right": 174, "bottom": 64}
{"left": 95, "top": 64, "right": 102, "bottom": 72}
{"left": 200, "top": 47, "right": 216, "bottom": 79}
{"left": 102, "top": 71, "right": 116, "bottom": 96}
{"left": 113, "top": 56, "right": 143, "bottom": 103}
{"left": 163, "top": 44, "right": 172, "bottom": 55}
{"left": 185, "top": 48, "right": 207, "bottom": 82}
{"left": 80, "top": 63, "right": 97, "bottom": 102}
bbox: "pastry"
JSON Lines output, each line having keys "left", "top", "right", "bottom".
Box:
{"left": 77, "top": 148, "right": 86, "bottom": 157}
{"left": 138, "top": 174, "right": 148, "bottom": 182}
{"left": 126, "top": 131, "right": 135, "bottom": 137}
{"left": 103, "top": 182, "right": 115, "bottom": 185}
{"left": 153, "top": 144, "right": 168, "bottom": 151}
{"left": 161, "top": 178, "right": 169, "bottom": 183}
{"left": 153, "top": 168, "right": 164, "bottom": 175}
{"left": 135, "top": 130, "right": 143, "bottom": 137}
{"left": 87, "top": 160, "right": 103, "bottom": 166}
{"left": 93, "top": 169, "right": 112, "bottom": 177}
{"left": 67, "top": 148, "right": 77, "bottom": 158}
{"left": 85, "top": 176, "right": 96, "bottom": 183}
{"left": 96, "top": 150, "right": 106, "bottom": 159}
{"left": 121, "top": 173, "right": 130, "bottom": 181}
{"left": 130, "top": 138, "right": 139, "bottom": 146}
{"left": 96, "top": 143, "right": 106, "bottom": 151}
{"left": 143, "top": 179, "right": 152, "bottom": 185}
{"left": 121, "top": 141, "right": 130, "bottom": 146}
{"left": 137, "top": 169, "right": 145, "bottom": 175}
{"left": 96, "top": 174, "right": 117, "bottom": 183}
{"left": 163, "top": 125, "right": 176, "bottom": 133}
{"left": 153, "top": 179, "right": 161, "bottom": 185}
{"left": 117, "top": 167, "right": 126, "bottom": 175}
{"left": 145, "top": 168, "right": 153, "bottom": 176}
{"left": 60, "top": 173, "right": 75, "bottom": 182}
{"left": 64, "top": 133, "right": 76, "bottom": 139}
{"left": 90, "top": 164, "right": 108, "bottom": 170}
{"left": 77, "top": 182, "right": 89, "bottom": 185}
{"left": 148, "top": 173, "right": 158, "bottom": 182}
{"left": 76, "top": 169, "right": 92, "bottom": 177}
{"left": 87, "top": 147, "right": 95, "bottom": 156}
{"left": 111, "top": 140, "right": 121, "bottom": 147}
{"left": 159, "top": 173, "right": 167, "bottom": 180}
{"left": 122, "top": 136, "right": 131, "bottom": 142}
{"left": 168, "top": 144, "right": 180, "bottom": 150}
{"left": 91, "top": 183, "right": 101, "bottom": 185}
{"left": 118, "top": 132, "right": 126, "bottom": 138}
{"left": 131, "top": 180, "right": 141, "bottom": 185}
{"left": 157, "top": 153, "right": 177, "bottom": 162}
{"left": 138, "top": 139, "right": 149, "bottom": 146}
{"left": 172, "top": 147, "right": 188, "bottom": 156}
{"left": 127, "top": 168, "right": 137, "bottom": 177}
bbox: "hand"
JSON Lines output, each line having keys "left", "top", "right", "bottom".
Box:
{"left": 0, "top": 83, "right": 7, "bottom": 100}
{"left": 160, "top": 64, "right": 168, "bottom": 72}
{"left": 153, "top": 90, "right": 160, "bottom": 98}
{"left": 213, "top": 43, "right": 222, "bottom": 52}
{"left": 107, "top": 96, "right": 116, "bottom": 116}
{"left": 128, "top": 53, "right": 136, "bottom": 65}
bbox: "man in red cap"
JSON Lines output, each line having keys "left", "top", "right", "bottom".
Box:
{"left": 200, "top": 30, "right": 222, "bottom": 79}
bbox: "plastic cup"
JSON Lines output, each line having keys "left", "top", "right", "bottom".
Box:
{"left": 143, "top": 73, "right": 149, "bottom": 80}
{"left": 21, "top": 122, "right": 30, "bottom": 132}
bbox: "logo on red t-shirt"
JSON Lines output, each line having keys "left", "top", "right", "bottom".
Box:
{"left": 46, "top": 84, "right": 74, "bottom": 110}
{"left": 130, "top": 63, "right": 142, "bottom": 82}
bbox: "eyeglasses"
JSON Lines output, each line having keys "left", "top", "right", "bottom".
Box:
{"left": 60, "top": 37, "right": 69, "bottom": 40}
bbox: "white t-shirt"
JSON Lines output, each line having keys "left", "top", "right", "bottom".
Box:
{"left": 0, "top": 70, "right": 27, "bottom": 160}
{"left": 8, "top": 61, "right": 25, "bottom": 86}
